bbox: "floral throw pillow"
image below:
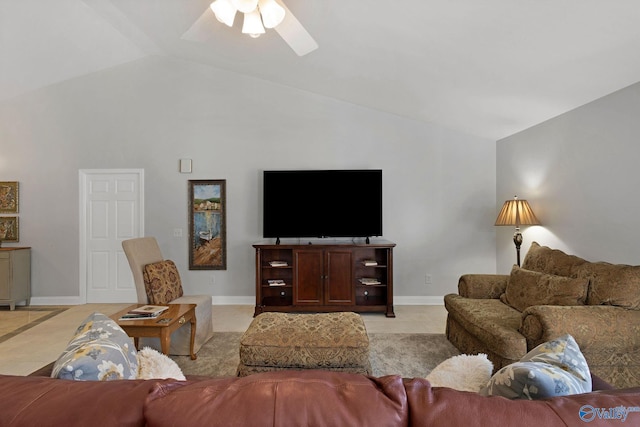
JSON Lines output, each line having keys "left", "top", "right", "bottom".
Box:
{"left": 51, "top": 312, "right": 138, "bottom": 381}
{"left": 480, "top": 334, "right": 591, "bottom": 399}
{"left": 143, "top": 260, "right": 184, "bottom": 305}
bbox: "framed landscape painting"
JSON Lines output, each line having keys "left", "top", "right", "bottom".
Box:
{"left": 188, "top": 180, "right": 227, "bottom": 270}
{"left": 0, "top": 216, "right": 19, "bottom": 243}
{"left": 0, "top": 181, "right": 18, "bottom": 213}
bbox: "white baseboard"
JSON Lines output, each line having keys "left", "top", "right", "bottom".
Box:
{"left": 29, "top": 296, "right": 85, "bottom": 306}
{"left": 394, "top": 296, "right": 444, "bottom": 305}
{"left": 27, "top": 295, "right": 444, "bottom": 306}
{"left": 212, "top": 296, "right": 255, "bottom": 305}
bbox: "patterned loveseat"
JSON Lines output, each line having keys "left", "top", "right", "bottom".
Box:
{"left": 445, "top": 242, "right": 640, "bottom": 388}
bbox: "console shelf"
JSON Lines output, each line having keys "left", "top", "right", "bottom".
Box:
{"left": 253, "top": 240, "right": 395, "bottom": 317}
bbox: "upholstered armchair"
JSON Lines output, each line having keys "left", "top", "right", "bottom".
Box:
{"left": 122, "top": 237, "right": 213, "bottom": 355}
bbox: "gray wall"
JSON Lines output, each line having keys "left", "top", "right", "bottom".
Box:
{"left": 497, "top": 81, "right": 640, "bottom": 273}
{"left": 0, "top": 56, "right": 496, "bottom": 304}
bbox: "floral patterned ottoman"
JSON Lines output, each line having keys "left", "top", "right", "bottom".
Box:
{"left": 237, "top": 312, "right": 371, "bottom": 376}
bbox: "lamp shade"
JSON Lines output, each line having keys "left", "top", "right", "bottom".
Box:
{"left": 495, "top": 197, "right": 540, "bottom": 226}
{"left": 210, "top": 0, "right": 237, "bottom": 27}
{"left": 258, "top": 0, "right": 285, "bottom": 28}
{"left": 242, "top": 9, "right": 265, "bottom": 37}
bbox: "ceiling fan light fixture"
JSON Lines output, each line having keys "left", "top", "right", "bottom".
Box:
{"left": 258, "top": 0, "right": 285, "bottom": 29}
{"left": 210, "top": 0, "right": 237, "bottom": 27}
{"left": 242, "top": 9, "right": 265, "bottom": 38}
{"left": 232, "top": 0, "right": 259, "bottom": 14}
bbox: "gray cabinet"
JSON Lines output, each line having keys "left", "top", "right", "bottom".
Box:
{"left": 0, "top": 247, "right": 31, "bottom": 310}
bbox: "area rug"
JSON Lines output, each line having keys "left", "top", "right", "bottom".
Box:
{"left": 171, "top": 332, "right": 461, "bottom": 378}
{"left": 0, "top": 306, "right": 69, "bottom": 344}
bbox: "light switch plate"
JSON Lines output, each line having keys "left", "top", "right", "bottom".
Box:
{"left": 179, "top": 158, "right": 192, "bottom": 173}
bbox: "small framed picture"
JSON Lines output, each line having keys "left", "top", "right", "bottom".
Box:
{"left": 188, "top": 180, "right": 227, "bottom": 270}
{"left": 0, "top": 181, "right": 18, "bottom": 213}
{"left": 0, "top": 216, "right": 19, "bottom": 242}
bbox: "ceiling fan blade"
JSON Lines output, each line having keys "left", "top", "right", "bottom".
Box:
{"left": 181, "top": 7, "right": 218, "bottom": 42}
{"left": 274, "top": 1, "right": 318, "bottom": 56}
{"left": 82, "top": 0, "right": 162, "bottom": 54}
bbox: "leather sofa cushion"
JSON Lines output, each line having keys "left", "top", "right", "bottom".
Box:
{"left": 0, "top": 375, "right": 169, "bottom": 427}
{"left": 501, "top": 265, "right": 588, "bottom": 312}
{"left": 405, "top": 378, "right": 640, "bottom": 427}
{"left": 145, "top": 370, "right": 407, "bottom": 427}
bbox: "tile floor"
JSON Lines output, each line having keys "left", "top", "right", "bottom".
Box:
{"left": 0, "top": 306, "right": 68, "bottom": 339}
{"left": 0, "top": 304, "right": 448, "bottom": 376}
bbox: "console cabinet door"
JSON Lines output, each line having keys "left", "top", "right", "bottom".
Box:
{"left": 0, "top": 254, "right": 9, "bottom": 300}
{"left": 325, "top": 250, "right": 353, "bottom": 304}
{"left": 294, "top": 249, "right": 323, "bottom": 304}
{"left": 0, "top": 249, "right": 31, "bottom": 310}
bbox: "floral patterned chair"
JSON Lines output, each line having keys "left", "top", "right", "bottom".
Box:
{"left": 445, "top": 242, "right": 640, "bottom": 388}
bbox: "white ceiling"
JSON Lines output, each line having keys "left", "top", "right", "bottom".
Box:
{"left": 3, "top": 0, "right": 640, "bottom": 140}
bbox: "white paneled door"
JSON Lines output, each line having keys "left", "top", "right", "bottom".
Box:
{"left": 80, "top": 169, "right": 144, "bottom": 303}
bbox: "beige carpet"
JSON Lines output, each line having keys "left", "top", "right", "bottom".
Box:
{"left": 0, "top": 306, "right": 69, "bottom": 344}
{"left": 171, "top": 332, "right": 460, "bottom": 378}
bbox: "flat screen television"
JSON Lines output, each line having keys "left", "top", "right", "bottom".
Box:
{"left": 263, "top": 169, "right": 383, "bottom": 240}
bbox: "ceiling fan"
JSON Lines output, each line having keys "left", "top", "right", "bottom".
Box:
{"left": 181, "top": 0, "right": 318, "bottom": 56}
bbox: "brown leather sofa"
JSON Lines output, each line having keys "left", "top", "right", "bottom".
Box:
{"left": 2, "top": 370, "right": 640, "bottom": 426}
{"left": 445, "top": 242, "right": 640, "bottom": 388}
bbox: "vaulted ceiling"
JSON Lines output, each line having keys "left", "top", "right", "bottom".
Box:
{"left": 3, "top": 0, "right": 640, "bottom": 140}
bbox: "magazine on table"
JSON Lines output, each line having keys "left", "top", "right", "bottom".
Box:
{"left": 119, "top": 305, "right": 169, "bottom": 320}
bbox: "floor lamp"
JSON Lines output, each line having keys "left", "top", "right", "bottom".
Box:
{"left": 495, "top": 196, "right": 540, "bottom": 266}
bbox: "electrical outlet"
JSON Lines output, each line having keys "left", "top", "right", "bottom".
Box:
{"left": 425, "top": 274, "right": 432, "bottom": 284}
{"left": 173, "top": 228, "right": 182, "bottom": 237}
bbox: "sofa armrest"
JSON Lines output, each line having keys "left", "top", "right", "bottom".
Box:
{"left": 457, "top": 274, "right": 509, "bottom": 299}
{"left": 520, "top": 305, "right": 640, "bottom": 349}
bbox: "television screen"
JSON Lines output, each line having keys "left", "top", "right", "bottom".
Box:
{"left": 263, "top": 169, "right": 382, "bottom": 239}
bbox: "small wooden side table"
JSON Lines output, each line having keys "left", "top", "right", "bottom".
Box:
{"left": 111, "top": 303, "right": 197, "bottom": 360}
